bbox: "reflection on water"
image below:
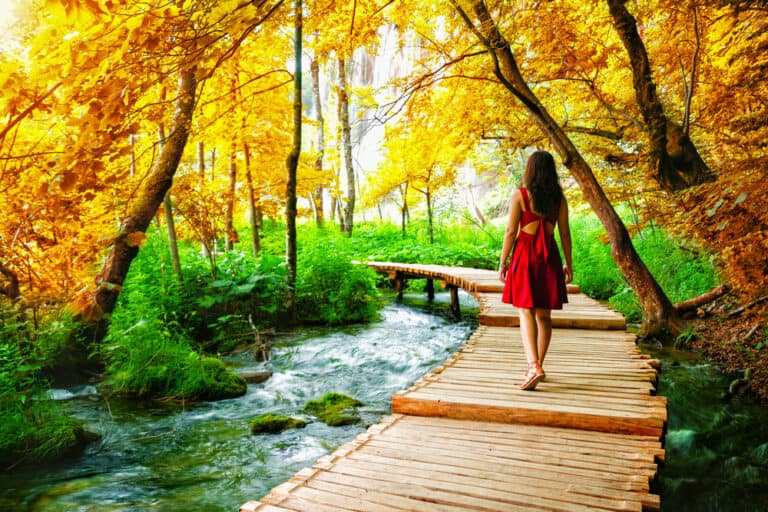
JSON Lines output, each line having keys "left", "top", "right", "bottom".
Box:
{"left": 1, "top": 294, "right": 475, "bottom": 511}
{"left": 647, "top": 347, "right": 768, "bottom": 512}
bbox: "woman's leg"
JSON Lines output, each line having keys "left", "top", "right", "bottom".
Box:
{"left": 518, "top": 308, "right": 544, "bottom": 389}
{"left": 535, "top": 309, "right": 553, "bottom": 365}
{"left": 518, "top": 307, "right": 539, "bottom": 365}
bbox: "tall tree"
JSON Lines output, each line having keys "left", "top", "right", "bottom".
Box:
{"left": 285, "top": 0, "right": 302, "bottom": 313}
{"left": 452, "top": 1, "right": 684, "bottom": 338}
{"left": 310, "top": 56, "right": 326, "bottom": 227}
{"left": 84, "top": 66, "right": 197, "bottom": 340}
{"left": 225, "top": 151, "right": 238, "bottom": 251}
{"left": 243, "top": 142, "right": 261, "bottom": 257}
{"left": 337, "top": 55, "right": 355, "bottom": 235}
{"left": 606, "top": 0, "right": 713, "bottom": 193}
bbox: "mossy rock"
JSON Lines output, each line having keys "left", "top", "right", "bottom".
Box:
{"left": 191, "top": 357, "right": 247, "bottom": 400}
{"left": 303, "top": 392, "right": 364, "bottom": 427}
{"left": 250, "top": 414, "right": 308, "bottom": 435}
{"left": 0, "top": 415, "right": 100, "bottom": 471}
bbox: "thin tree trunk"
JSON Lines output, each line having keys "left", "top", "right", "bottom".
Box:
{"left": 311, "top": 56, "right": 325, "bottom": 228}
{"left": 164, "top": 194, "right": 183, "bottom": 282}
{"left": 606, "top": 0, "right": 713, "bottom": 192}
{"left": 243, "top": 142, "right": 261, "bottom": 257}
{"left": 197, "top": 141, "right": 212, "bottom": 258}
{"left": 460, "top": 1, "right": 684, "bottom": 338}
{"left": 426, "top": 189, "right": 434, "bottom": 244}
{"left": 338, "top": 55, "right": 355, "bottom": 236}
{"left": 210, "top": 148, "right": 216, "bottom": 181}
{"left": 285, "top": 0, "right": 302, "bottom": 316}
{"left": 158, "top": 125, "right": 182, "bottom": 282}
{"left": 399, "top": 182, "right": 408, "bottom": 237}
{"left": 225, "top": 152, "right": 237, "bottom": 251}
{"left": 81, "top": 66, "right": 196, "bottom": 343}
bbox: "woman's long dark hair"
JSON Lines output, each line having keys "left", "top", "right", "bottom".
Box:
{"left": 523, "top": 151, "right": 563, "bottom": 219}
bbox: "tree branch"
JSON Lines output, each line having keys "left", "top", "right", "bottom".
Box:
{"left": 682, "top": 1, "right": 701, "bottom": 136}
{"left": 0, "top": 82, "right": 62, "bottom": 143}
{"left": 674, "top": 283, "right": 730, "bottom": 316}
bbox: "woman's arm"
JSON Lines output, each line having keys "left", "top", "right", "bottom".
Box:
{"left": 557, "top": 195, "right": 573, "bottom": 284}
{"left": 499, "top": 190, "right": 522, "bottom": 282}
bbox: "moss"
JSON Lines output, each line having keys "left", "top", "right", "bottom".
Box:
{"left": 0, "top": 412, "right": 99, "bottom": 471}
{"left": 193, "top": 357, "right": 247, "bottom": 400}
{"left": 303, "top": 392, "right": 364, "bottom": 426}
{"left": 250, "top": 414, "right": 307, "bottom": 435}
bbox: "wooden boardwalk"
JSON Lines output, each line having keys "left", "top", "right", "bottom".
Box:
{"left": 241, "top": 263, "right": 666, "bottom": 512}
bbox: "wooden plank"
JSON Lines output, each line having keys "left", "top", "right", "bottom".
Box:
{"left": 392, "top": 395, "right": 664, "bottom": 437}
{"left": 317, "top": 467, "right": 641, "bottom": 512}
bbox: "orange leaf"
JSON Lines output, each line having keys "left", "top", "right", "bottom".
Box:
{"left": 125, "top": 231, "right": 147, "bottom": 247}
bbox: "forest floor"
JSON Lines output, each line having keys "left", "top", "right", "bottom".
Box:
{"left": 684, "top": 294, "right": 768, "bottom": 403}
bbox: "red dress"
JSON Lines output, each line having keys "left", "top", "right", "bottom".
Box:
{"left": 501, "top": 188, "right": 568, "bottom": 309}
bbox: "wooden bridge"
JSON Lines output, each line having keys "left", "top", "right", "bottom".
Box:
{"left": 241, "top": 262, "right": 666, "bottom": 512}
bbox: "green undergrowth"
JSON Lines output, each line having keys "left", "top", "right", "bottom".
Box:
{"left": 101, "top": 317, "right": 247, "bottom": 400}
{"left": 0, "top": 312, "right": 95, "bottom": 471}
{"left": 569, "top": 214, "right": 719, "bottom": 322}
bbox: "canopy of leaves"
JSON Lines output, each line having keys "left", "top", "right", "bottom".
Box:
{"left": 1, "top": 0, "right": 766, "bottom": 314}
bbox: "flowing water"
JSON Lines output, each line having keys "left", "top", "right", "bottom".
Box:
{"left": 4, "top": 294, "right": 768, "bottom": 511}
{"left": 646, "top": 346, "right": 768, "bottom": 512}
{"left": 1, "top": 294, "right": 475, "bottom": 511}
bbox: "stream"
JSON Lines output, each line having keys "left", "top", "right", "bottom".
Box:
{"left": 1, "top": 293, "right": 475, "bottom": 511}
{"left": 2, "top": 293, "right": 767, "bottom": 511}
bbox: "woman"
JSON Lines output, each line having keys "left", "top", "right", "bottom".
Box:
{"left": 498, "top": 150, "right": 573, "bottom": 390}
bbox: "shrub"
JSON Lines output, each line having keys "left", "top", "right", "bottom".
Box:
{"left": 0, "top": 319, "right": 93, "bottom": 470}
{"left": 102, "top": 317, "right": 246, "bottom": 400}
{"left": 296, "top": 237, "right": 381, "bottom": 325}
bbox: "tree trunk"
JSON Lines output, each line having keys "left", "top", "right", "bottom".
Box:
{"left": 225, "top": 152, "right": 237, "bottom": 251}
{"left": 157, "top": 125, "right": 183, "bottom": 283}
{"left": 163, "top": 193, "right": 183, "bottom": 282}
{"left": 80, "top": 66, "right": 196, "bottom": 343}
{"left": 606, "top": 0, "right": 714, "bottom": 192}
{"left": 399, "top": 183, "right": 408, "bottom": 237}
{"left": 243, "top": 142, "right": 261, "bottom": 257}
{"left": 464, "top": 1, "right": 684, "bottom": 338}
{"left": 311, "top": 57, "right": 325, "bottom": 228}
{"left": 338, "top": 55, "right": 355, "bottom": 236}
{"left": 426, "top": 189, "right": 434, "bottom": 244}
{"left": 285, "top": 0, "right": 302, "bottom": 315}
{"left": 0, "top": 263, "right": 20, "bottom": 301}
{"left": 197, "top": 140, "right": 212, "bottom": 258}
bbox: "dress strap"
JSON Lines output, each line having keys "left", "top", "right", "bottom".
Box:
{"left": 520, "top": 187, "right": 531, "bottom": 212}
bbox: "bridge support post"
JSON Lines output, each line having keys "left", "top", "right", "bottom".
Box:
{"left": 425, "top": 279, "right": 435, "bottom": 301}
{"left": 448, "top": 285, "right": 461, "bottom": 319}
{"left": 395, "top": 274, "right": 405, "bottom": 302}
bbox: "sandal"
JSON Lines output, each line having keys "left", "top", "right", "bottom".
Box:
{"left": 518, "top": 361, "right": 545, "bottom": 391}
